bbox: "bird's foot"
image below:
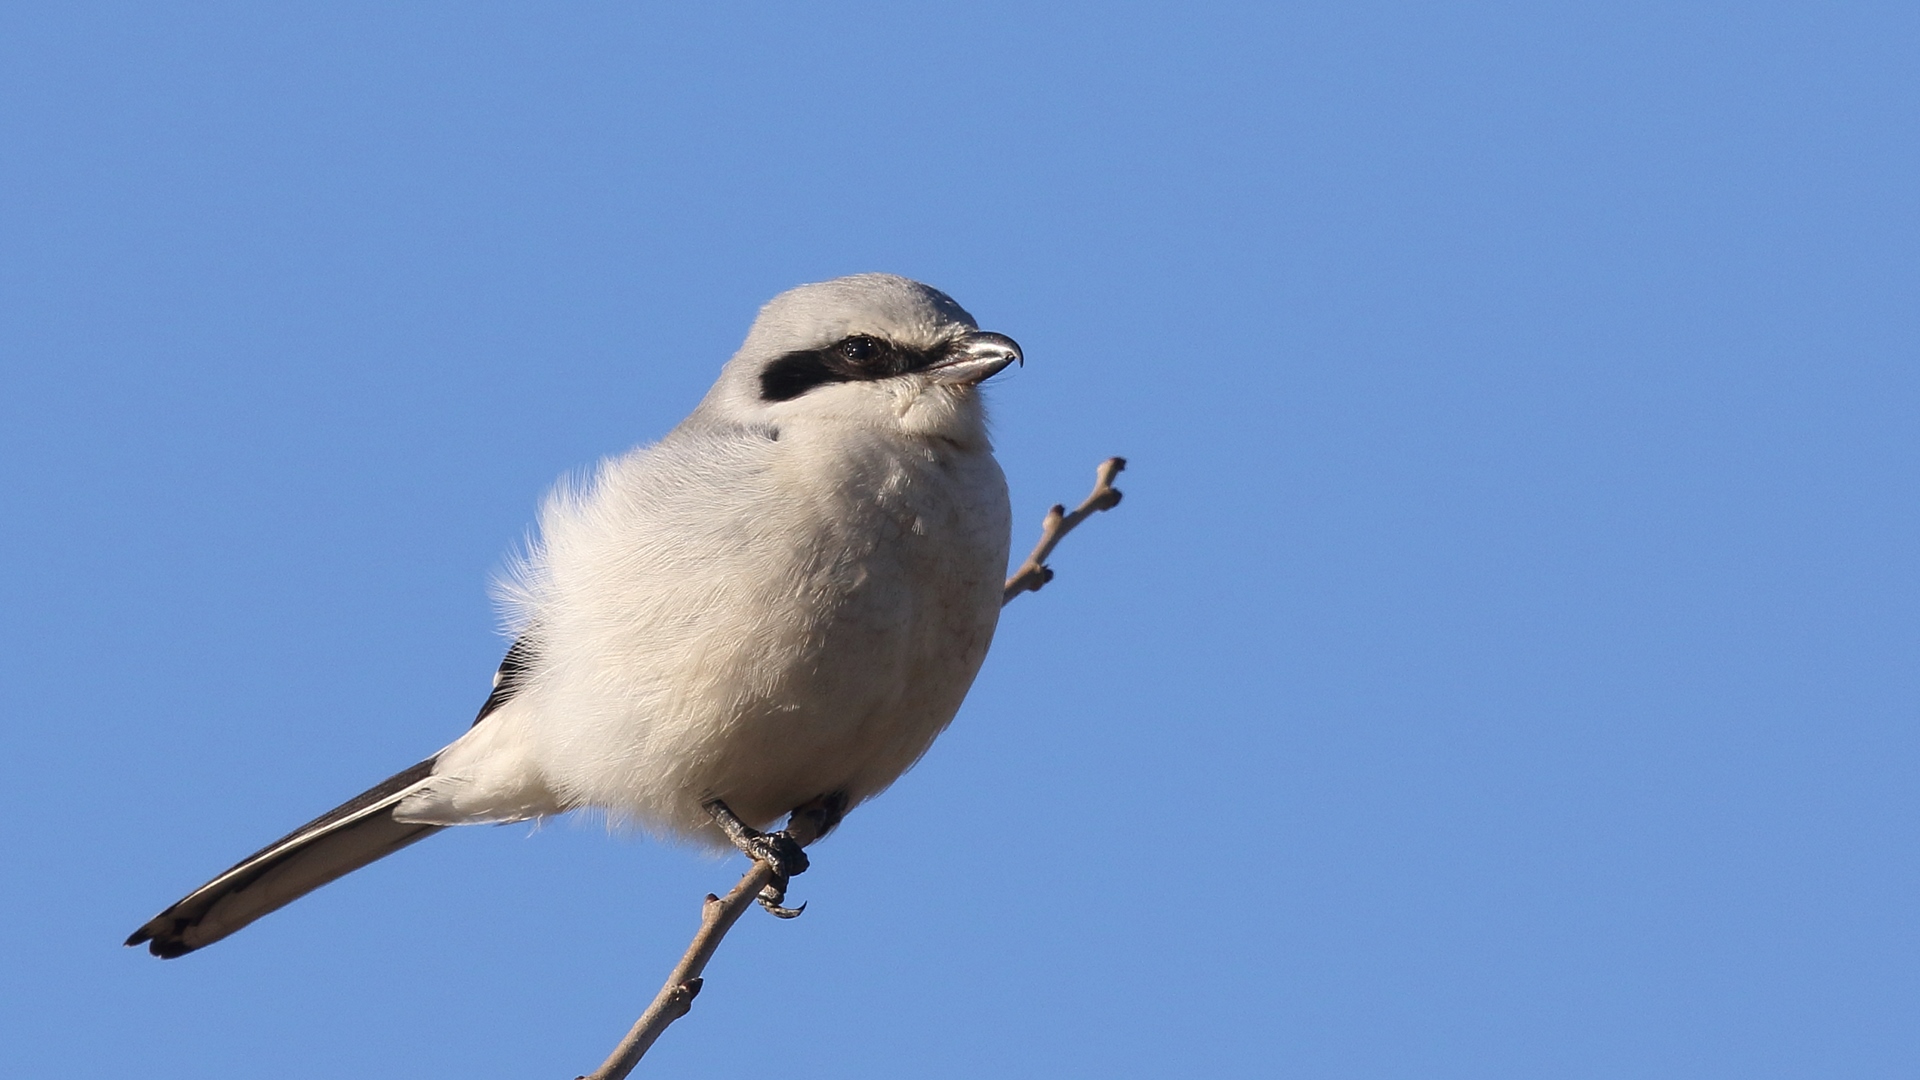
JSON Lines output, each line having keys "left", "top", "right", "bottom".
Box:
{"left": 705, "top": 794, "right": 852, "bottom": 918}
{"left": 702, "top": 799, "right": 810, "bottom": 879}
{"left": 742, "top": 829, "right": 811, "bottom": 879}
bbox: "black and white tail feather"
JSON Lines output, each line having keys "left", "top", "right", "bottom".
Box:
{"left": 126, "top": 640, "right": 532, "bottom": 958}
{"left": 125, "top": 759, "right": 443, "bottom": 958}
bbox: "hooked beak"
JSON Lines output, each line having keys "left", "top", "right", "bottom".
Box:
{"left": 927, "top": 330, "right": 1023, "bottom": 385}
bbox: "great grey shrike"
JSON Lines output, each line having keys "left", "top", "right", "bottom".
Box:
{"left": 129, "top": 273, "right": 1021, "bottom": 957}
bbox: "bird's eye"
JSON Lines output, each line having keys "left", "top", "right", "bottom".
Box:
{"left": 841, "top": 336, "right": 881, "bottom": 362}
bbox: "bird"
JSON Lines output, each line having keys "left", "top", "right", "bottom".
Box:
{"left": 128, "top": 273, "right": 1021, "bottom": 958}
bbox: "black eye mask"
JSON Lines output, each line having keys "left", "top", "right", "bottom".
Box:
{"left": 759, "top": 336, "right": 945, "bottom": 402}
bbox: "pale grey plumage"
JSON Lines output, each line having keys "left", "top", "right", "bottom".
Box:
{"left": 129, "top": 273, "right": 1017, "bottom": 957}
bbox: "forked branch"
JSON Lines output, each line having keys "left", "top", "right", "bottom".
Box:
{"left": 579, "top": 455, "right": 1127, "bottom": 1079}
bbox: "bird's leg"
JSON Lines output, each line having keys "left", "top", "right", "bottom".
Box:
{"left": 702, "top": 793, "right": 851, "bottom": 919}
{"left": 702, "top": 798, "right": 809, "bottom": 877}
{"left": 703, "top": 799, "right": 811, "bottom": 917}
{"left": 787, "top": 790, "right": 850, "bottom": 841}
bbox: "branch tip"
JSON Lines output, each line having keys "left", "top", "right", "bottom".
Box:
{"left": 1002, "top": 456, "right": 1128, "bottom": 605}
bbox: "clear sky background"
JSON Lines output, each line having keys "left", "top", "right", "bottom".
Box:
{"left": 3, "top": 3, "right": 1916, "bottom": 1077}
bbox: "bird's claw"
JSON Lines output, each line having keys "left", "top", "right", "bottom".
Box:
{"left": 756, "top": 880, "right": 807, "bottom": 919}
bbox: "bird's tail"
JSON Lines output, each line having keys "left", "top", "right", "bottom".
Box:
{"left": 126, "top": 758, "right": 444, "bottom": 958}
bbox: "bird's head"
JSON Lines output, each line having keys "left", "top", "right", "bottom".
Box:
{"left": 694, "top": 274, "right": 1021, "bottom": 449}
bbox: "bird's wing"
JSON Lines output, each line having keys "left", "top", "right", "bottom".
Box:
{"left": 471, "top": 635, "right": 533, "bottom": 727}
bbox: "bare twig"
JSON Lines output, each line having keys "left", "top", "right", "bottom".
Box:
{"left": 1003, "top": 456, "right": 1126, "bottom": 604}
{"left": 580, "top": 455, "right": 1126, "bottom": 1078}
{"left": 577, "top": 812, "right": 826, "bottom": 1080}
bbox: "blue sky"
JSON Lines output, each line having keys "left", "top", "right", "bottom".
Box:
{"left": 3, "top": 3, "right": 1917, "bottom": 1077}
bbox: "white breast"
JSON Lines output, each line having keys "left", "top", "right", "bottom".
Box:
{"left": 411, "top": 420, "right": 1011, "bottom": 845}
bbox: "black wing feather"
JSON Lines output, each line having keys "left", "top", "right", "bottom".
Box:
{"left": 472, "top": 636, "right": 534, "bottom": 727}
